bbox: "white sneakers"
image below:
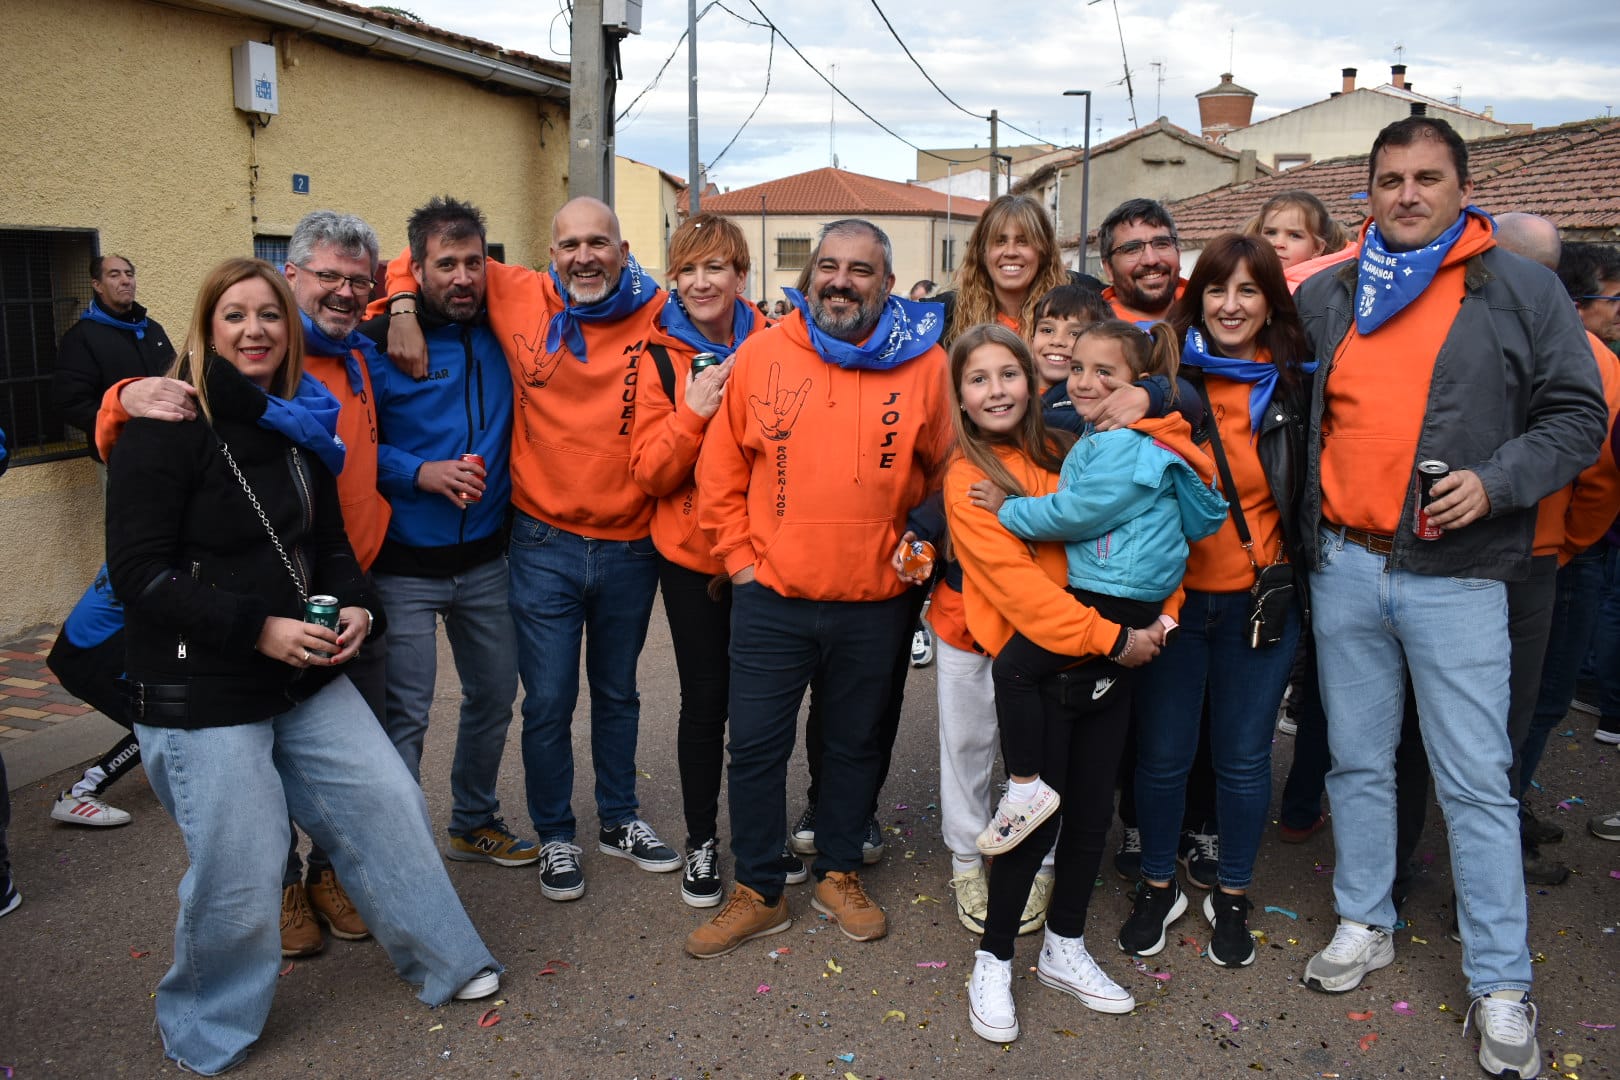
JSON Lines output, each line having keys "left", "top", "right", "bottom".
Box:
{"left": 51, "top": 791, "right": 131, "bottom": 827}
{"left": 977, "top": 779, "right": 1061, "bottom": 856}
{"left": 1303, "top": 920, "right": 1395, "bottom": 993}
{"left": 969, "top": 951, "right": 1018, "bottom": 1043}
{"left": 453, "top": 968, "right": 500, "bottom": 1001}
{"left": 969, "top": 933, "right": 1136, "bottom": 1045}
{"left": 1468, "top": 992, "right": 1541, "bottom": 1079}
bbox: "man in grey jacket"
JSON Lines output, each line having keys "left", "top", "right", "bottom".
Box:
{"left": 1294, "top": 117, "right": 1606, "bottom": 1080}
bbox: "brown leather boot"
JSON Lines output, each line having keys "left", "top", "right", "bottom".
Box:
{"left": 812, "top": 870, "right": 887, "bottom": 942}
{"left": 280, "top": 882, "right": 325, "bottom": 957}
{"left": 307, "top": 869, "right": 370, "bottom": 941}
{"left": 684, "top": 883, "right": 791, "bottom": 958}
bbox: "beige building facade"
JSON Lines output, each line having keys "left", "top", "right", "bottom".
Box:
{"left": 0, "top": 0, "right": 569, "bottom": 636}
{"left": 615, "top": 157, "right": 687, "bottom": 281}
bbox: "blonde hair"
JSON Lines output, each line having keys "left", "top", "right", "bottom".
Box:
{"left": 1245, "top": 190, "right": 1349, "bottom": 256}
{"left": 947, "top": 195, "right": 1071, "bottom": 346}
{"left": 172, "top": 258, "right": 304, "bottom": 424}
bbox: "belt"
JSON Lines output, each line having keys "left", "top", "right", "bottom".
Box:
{"left": 1335, "top": 524, "right": 1396, "bottom": 557}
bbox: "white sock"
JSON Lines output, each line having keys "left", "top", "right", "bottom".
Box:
{"left": 70, "top": 766, "right": 106, "bottom": 800}
{"left": 1007, "top": 778, "right": 1041, "bottom": 803}
{"left": 952, "top": 854, "right": 982, "bottom": 876}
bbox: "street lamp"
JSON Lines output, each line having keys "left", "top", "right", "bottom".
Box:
{"left": 1063, "top": 89, "right": 1093, "bottom": 274}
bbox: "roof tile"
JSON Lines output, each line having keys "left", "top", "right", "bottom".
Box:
{"left": 697, "top": 167, "right": 992, "bottom": 218}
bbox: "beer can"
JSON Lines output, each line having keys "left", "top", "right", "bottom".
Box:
{"left": 690, "top": 352, "right": 721, "bottom": 375}
{"left": 901, "top": 539, "right": 936, "bottom": 579}
{"left": 458, "top": 453, "right": 485, "bottom": 503}
{"left": 1415, "top": 460, "right": 1449, "bottom": 541}
{"left": 305, "top": 594, "right": 341, "bottom": 658}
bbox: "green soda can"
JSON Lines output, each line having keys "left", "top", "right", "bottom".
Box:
{"left": 305, "top": 595, "right": 340, "bottom": 657}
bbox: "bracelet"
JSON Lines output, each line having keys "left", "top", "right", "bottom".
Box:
{"left": 390, "top": 308, "right": 417, "bottom": 317}
{"left": 358, "top": 607, "right": 375, "bottom": 638}
{"left": 1109, "top": 627, "right": 1135, "bottom": 663}
{"left": 387, "top": 290, "right": 418, "bottom": 303}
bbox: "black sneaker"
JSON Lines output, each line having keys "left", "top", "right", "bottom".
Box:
{"left": 862, "top": 815, "right": 885, "bottom": 865}
{"left": 1519, "top": 805, "right": 1563, "bottom": 846}
{"left": 538, "top": 841, "right": 585, "bottom": 902}
{"left": 599, "top": 819, "right": 682, "bottom": 872}
{"left": 777, "top": 848, "right": 809, "bottom": 885}
{"left": 682, "top": 839, "right": 723, "bottom": 908}
{"left": 1113, "top": 827, "right": 1142, "bottom": 881}
{"left": 0, "top": 872, "right": 20, "bottom": 918}
{"left": 1203, "top": 891, "right": 1256, "bottom": 967}
{"left": 1117, "top": 877, "right": 1187, "bottom": 957}
{"left": 1521, "top": 845, "right": 1570, "bottom": 886}
{"left": 1178, "top": 829, "right": 1219, "bottom": 890}
{"left": 789, "top": 805, "right": 817, "bottom": 857}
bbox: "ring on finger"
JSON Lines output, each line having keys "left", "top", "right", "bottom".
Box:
{"left": 302, "top": 649, "right": 310, "bottom": 662}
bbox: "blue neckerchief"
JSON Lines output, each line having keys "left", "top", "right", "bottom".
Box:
{"left": 545, "top": 254, "right": 661, "bottom": 363}
{"left": 782, "top": 289, "right": 943, "bottom": 370}
{"left": 659, "top": 293, "right": 758, "bottom": 359}
{"left": 299, "top": 310, "right": 368, "bottom": 395}
{"left": 257, "top": 372, "right": 347, "bottom": 476}
{"left": 1355, "top": 207, "right": 1492, "bottom": 334}
{"left": 1181, "top": 327, "right": 1315, "bottom": 439}
{"left": 80, "top": 298, "right": 148, "bottom": 340}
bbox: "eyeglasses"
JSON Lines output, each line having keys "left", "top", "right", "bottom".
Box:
{"left": 296, "top": 265, "right": 376, "bottom": 295}
{"left": 1575, "top": 294, "right": 1620, "bottom": 305}
{"left": 1107, "top": 236, "right": 1180, "bottom": 261}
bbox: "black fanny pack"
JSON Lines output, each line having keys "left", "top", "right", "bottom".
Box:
{"left": 1249, "top": 562, "right": 1296, "bottom": 648}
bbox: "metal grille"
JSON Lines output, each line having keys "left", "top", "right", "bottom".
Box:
{"left": 777, "top": 237, "right": 811, "bottom": 271}
{"left": 254, "top": 234, "right": 290, "bottom": 267}
{"left": 0, "top": 228, "right": 97, "bottom": 464}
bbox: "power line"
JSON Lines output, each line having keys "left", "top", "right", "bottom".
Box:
{"left": 707, "top": 29, "right": 776, "bottom": 169}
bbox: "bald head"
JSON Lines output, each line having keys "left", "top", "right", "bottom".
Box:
{"left": 550, "top": 197, "right": 629, "bottom": 303}
{"left": 1495, "top": 212, "right": 1561, "bottom": 270}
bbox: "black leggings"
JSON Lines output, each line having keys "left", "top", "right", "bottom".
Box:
{"left": 46, "top": 632, "right": 143, "bottom": 795}
{"left": 658, "top": 557, "right": 733, "bottom": 848}
{"left": 992, "top": 588, "right": 1156, "bottom": 778}
{"left": 981, "top": 658, "right": 1136, "bottom": 960}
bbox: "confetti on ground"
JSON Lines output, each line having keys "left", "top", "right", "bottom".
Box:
{"left": 1410, "top": 936, "right": 1429, "bottom": 945}
{"left": 1559, "top": 729, "right": 1576, "bottom": 737}
{"left": 895, "top": 803, "right": 909, "bottom": 810}
{"left": 636, "top": 769, "right": 652, "bottom": 779}
{"left": 882, "top": 1010, "right": 906, "bottom": 1023}
{"left": 1220, "top": 1011, "right": 1242, "bottom": 1031}
{"left": 1250, "top": 930, "right": 1269, "bottom": 946}
{"left": 1, "top": 1066, "right": 12, "bottom": 1078}
{"left": 1054, "top": 1028, "right": 1079, "bottom": 1037}
{"left": 477, "top": 1009, "right": 500, "bottom": 1028}
{"left": 278, "top": 962, "right": 295, "bottom": 977}
{"left": 1564, "top": 1053, "right": 1585, "bottom": 1069}
{"left": 129, "top": 947, "right": 150, "bottom": 959}
{"left": 1579, "top": 1022, "right": 1616, "bottom": 1029}
{"left": 913, "top": 894, "right": 941, "bottom": 905}
{"left": 826, "top": 959, "right": 844, "bottom": 974}
{"left": 836, "top": 1052, "right": 856, "bottom": 1063}
{"left": 1438, "top": 1003, "right": 1452, "bottom": 1012}
{"left": 1393, "top": 1001, "right": 1415, "bottom": 1015}
{"left": 1264, "top": 905, "right": 1299, "bottom": 920}
{"left": 757, "top": 983, "right": 770, "bottom": 993}
{"left": 1347, "top": 1010, "right": 1374, "bottom": 1021}
{"left": 1610, "top": 871, "right": 1620, "bottom": 880}
{"left": 1358, "top": 1032, "right": 1379, "bottom": 1052}
{"left": 538, "top": 966, "right": 561, "bottom": 976}
{"left": 843, "top": 1073, "right": 860, "bottom": 1080}
{"left": 915, "top": 960, "right": 948, "bottom": 968}
{"left": 1313, "top": 862, "right": 1334, "bottom": 875}
{"left": 1286, "top": 938, "right": 1299, "bottom": 946}
{"left": 428, "top": 1023, "right": 444, "bottom": 1032}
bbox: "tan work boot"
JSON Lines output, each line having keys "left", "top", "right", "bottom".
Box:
{"left": 812, "top": 870, "right": 887, "bottom": 941}
{"left": 280, "top": 882, "right": 325, "bottom": 957}
{"left": 685, "top": 883, "right": 791, "bottom": 958}
{"left": 307, "top": 869, "right": 370, "bottom": 941}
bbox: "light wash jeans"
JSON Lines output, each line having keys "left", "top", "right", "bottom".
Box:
{"left": 374, "top": 557, "right": 519, "bottom": 837}
{"left": 934, "top": 636, "right": 997, "bottom": 868}
{"left": 1310, "top": 529, "right": 1530, "bottom": 997}
{"left": 507, "top": 513, "right": 659, "bottom": 842}
{"left": 136, "top": 676, "right": 499, "bottom": 1076}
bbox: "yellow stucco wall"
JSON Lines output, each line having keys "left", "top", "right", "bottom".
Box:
{"left": 616, "top": 158, "right": 680, "bottom": 282}
{"left": 0, "top": 0, "right": 569, "bottom": 637}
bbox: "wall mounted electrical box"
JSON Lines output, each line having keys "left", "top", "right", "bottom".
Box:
{"left": 603, "top": 0, "right": 643, "bottom": 34}
{"left": 232, "top": 40, "right": 279, "bottom": 115}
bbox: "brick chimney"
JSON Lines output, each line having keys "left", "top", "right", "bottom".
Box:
{"left": 1196, "top": 72, "right": 1257, "bottom": 140}
{"left": 1342, "top": 67, "right": 1357, "bottom": 94}
{"left": 1391, "top": 63, "right": 1407, "bottom": 90}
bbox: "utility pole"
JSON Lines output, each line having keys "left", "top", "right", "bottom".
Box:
{"left": 687, "top": 0, "right": 700, "bottom": 215}
{"left": 989, "top": 109, "right": 1000, "bottom": 199}
{"left": 570, "top": 0, "right": 630, "bottom": 201}
{"left": 759, "top": 194, "right": 768, "bottom": 301}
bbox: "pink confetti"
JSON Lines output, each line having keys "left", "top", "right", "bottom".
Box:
{"left": 915, "top": 960, "right": 948, "bottom": 968}
{"left": 129, "top": 946, "right": 151, "bottom": 959}
{"left": 756, "top": 983, "right": 771, "bottom": 994}
{"left": 894, "top": 803, "right": 910, "bottom": 810}
{"left": 1147, "top": 971, "right": 1173, "bottom": 982}
{"left": 1609, "top": 871, "right": 1620, "bottom": 880}
{"left": 1392, "top": 1001, "right": 1414, "bottom": 1015}
{"left": 1579, "top": 1022, "right": 1617, "bottom": 1029}
{"left": 279, "top": 961, "right": 295, "bottom": 977}
{"left": 1219, "top": 1011, "right": 1241, "bottom": 1031}
{"left": 476, "top": 1008, "right": 501, "bottom": 1028}
{"left": 1557, "top": 800, "right": 1574, "bottom": 811}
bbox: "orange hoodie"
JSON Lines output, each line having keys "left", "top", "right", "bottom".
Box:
{"left": 1103, "top": 280, "right": 1186, "bottom": 324}
{"left": 697, "top": 312, "right": 952, "bottom": 601}
{"left": 1185, "top": 368, "right": 1288, "bottom": 593}
{"left": 630, "top": 316, "right": 764, "bottom": 574}
{"left": 945, "top": 444, "right": 1124, "bottom": 658}
{"left": 1535, "top": 332, "right": 1620, "bottom": 560}
{"left": 1320, "top": 215, "right": 1497, "bottom": 535}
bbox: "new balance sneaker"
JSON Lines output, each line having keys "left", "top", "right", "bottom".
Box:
{"left": 685, "top": 884, "right": 791, "bottom": 958}
{"left": 50, "top": 791, "right": 131, "bottom": 827}
{"left": 968, "top": 950, "right": 1019, "bottom": 1043}
{"left": 1303, "top": 920, "right": 1395, "bottom": 992}
{"left": 538, "top": 841, "right": 585, "bottom": 902}
{"left": 1178, "top": 828, "right": 1219, "bottom": 890}
{"left": 789, "top": 805, "right": 818, "bottom": 857}
{"left": 1018, "top": 868, "right": 1055, "bottom": 936}
{"left": 1038, "top": 931, "right": 1135, "bottom": 1014}
{"left": 861, "top": 815, "right": 885, "bottom": 865}
{"left": 0, "top": 873, "right": 19, "bottom": 918}
{"left": 776, "top": 848, "right": 810, "bottom": 885}
{"left": 280, "top": 883, "right": 325, "bottom": 957}
{"left": 599, "top": 819, "right": 682, "bottom": 872}
{"left": 951, "top": 866, "right": 989, "bottom": 933}
{"left": 1113, "top": 826, "right": 1142, "bottom": 881}
{"left": 976, "top": 779, "right": 1061, "bottom": 856}
{"left": 1203, "top": 891, "right": 1256, "bottom": 968}
{"left": 910, "top": 625, "right": 935, "bottom": 667}
{"left": 1467, "top": 992, "right": 1541, "bottom": 1079}
{"left": 454, "top": 968, "right": 501, "bottom": 1001}
{"left": 1590, "top": 808, "right": 1620, "bottom": 841}
{"left": 308, "top": 869, "right": 369, "bottom": 941}
{"left": 812, "top": 870, "right": 887, "bottom": 941}
{"left": 682, "top": 839, "right": 723, "bottom": 908}
{"left": 448, "top": 817, "right": 540, "bottom": 867}
{"left": 1117, "top": 878, "right": 1187, "bottom": 957}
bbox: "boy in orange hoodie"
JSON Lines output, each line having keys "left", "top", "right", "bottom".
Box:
{"left": 684, "top": 220, "right": 952, "bottom": 957}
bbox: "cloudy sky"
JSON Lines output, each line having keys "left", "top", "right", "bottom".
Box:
{"left": 399, "top": 0, "right": 1613, "bottom": 192}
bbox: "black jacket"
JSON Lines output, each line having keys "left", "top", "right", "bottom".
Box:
{"left": 53, "top": 301, "right": 176, "bottom": 461}
{"left": 106, "top": 355, "right": 381, "bottom": 728}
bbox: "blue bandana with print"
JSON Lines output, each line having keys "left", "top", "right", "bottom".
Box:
{"left": 783, "top": 288, "right": 943, "bottom": 370}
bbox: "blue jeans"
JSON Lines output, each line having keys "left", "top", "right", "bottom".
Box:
{"left": 136, "top": 677, "right": 499, "bottom": 1076}
{"left": 374, "top": 558, "right": 519, "bottom": 837}
{"left": 508, "top": 513, "right": 659, "bottom": 842}
{"left": 727, "top": 583, "right": 912, "bottom": 892}
{"left": 1134, "top": 588, "right": 1299, "bottom": 890}
{"left": 1523, "top": 548, "right": 1606, "bottom": 791}
{"left": 1311, "top": 529, "right": 1530, "bottom": 997}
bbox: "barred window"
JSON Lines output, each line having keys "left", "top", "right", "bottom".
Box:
{"left": 777, "top": 236, "right": 811, "bottom": 271}
{"left": 942, "top": 237, "right": 958, "bottom": 273}
{"left": 0, "top": 228, "right": 97, "bottom": 464}
{"left": 254, "top": 234, "right": 290, "bottom": 267}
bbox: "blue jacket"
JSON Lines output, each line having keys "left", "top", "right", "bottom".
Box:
{"left": 998, "top": 416, "right": 1227, "bottom": 600}
{"left": 62, "top": 564, "right": 125, "bottom": 648}
{"left": 362, "top": 312, "right": 513, "bottom": 576}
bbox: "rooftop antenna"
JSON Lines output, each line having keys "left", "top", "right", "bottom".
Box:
{"left": 1151, "top": 59, "right": 1166, "bottom": 118}
{"left": 1393, "top": 41, "right": 1405, "bottom": 63}
{"left": 1088, "top": 0, "right": 1138, "bottom": 129}
{"left": 1452, "top": 84, "right": 1463, "bottom": 107}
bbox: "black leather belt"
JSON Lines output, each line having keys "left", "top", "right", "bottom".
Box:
{"left": 1335, "top": 524, "right": 1396, "bottom": 556}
